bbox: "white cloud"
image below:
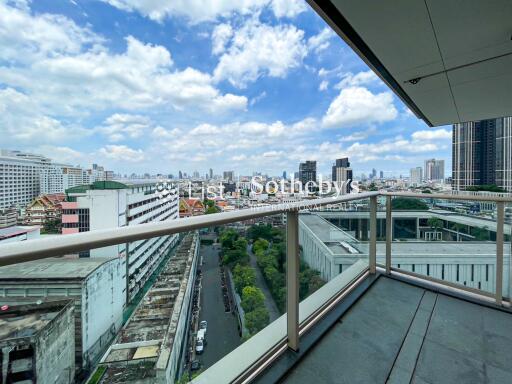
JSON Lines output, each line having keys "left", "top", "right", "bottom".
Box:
{"left": 99, "top": 145, "right": 145, "bottom": 162}
{"left": 213, "top": 19, "right": 307, "bottom": 88}
{"left": 411, "top": 128, "right": 451, "bottom": 141}
{"left": 211, "top": 23, "right": 233, "bottom": 55}
{"left": 336, "top": 70, "right": 379, "bottom": 88}
{"left": 0, "top": 1, "right": 103, "bottom": 64}
{"left": 319, "top": 80, "right": 328, "bottom": 91}
{"left": 270, "top": 0, "right": 307, "bottom": 18}
{"left": 307, "top": 27, "right": 334, "bottom": 54}
{"left": 0, "top": 87, "right": 90, "bottom": 143}
{"left": 0, "top": 4, "right": 247, "bottom": 123}
{"left": 249, "top": 91, "right": 267, "bottom": 105}
{"left": 36, "top": 145, "right": 85, "bottom": 164}
{"left": 101, "top": 0, "right": 305, "bottom": 22}
{"left": 322, "top": 87, "right": 398, "bottom": 128}
{"left": 339, "top": 128, "right": 376, "bottom": 142}
{"left": 97, "top": 113, "right": 153, "bottom": 142}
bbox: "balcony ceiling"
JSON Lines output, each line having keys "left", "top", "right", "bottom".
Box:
{"left": 309, "top": 0, "right": 512, "bottom": 126}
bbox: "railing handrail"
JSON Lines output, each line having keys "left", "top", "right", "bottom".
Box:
{"left": 382, "top": 191, "right": 512, "bottom": 203}
{"left": 0, "top": 190, "right": 510, "bottom": 268}
{"left": 0, "top": 192, "right": 378, "bottom": 267}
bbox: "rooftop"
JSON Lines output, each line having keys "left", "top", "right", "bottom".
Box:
{"left": 0, "top": 256, "right": 115, "bottom": 280}
{"left": 0, "top": 226, "right": 40, "bottom": 240}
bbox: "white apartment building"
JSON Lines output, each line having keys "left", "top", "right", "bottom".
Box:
{"left": 0, "top": 150, "right": 51, "bottom": 210}
{"left": 40, "top": 164, "right": 90, "bottom": 194}
{"left": 62, "top": 181, "right": 180, "bottom": 301}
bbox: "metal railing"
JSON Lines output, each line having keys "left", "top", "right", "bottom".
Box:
{"left": 0, "top": 191, "right": 511, "bottom": 358}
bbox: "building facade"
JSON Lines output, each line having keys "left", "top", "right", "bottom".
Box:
{"left": 332, "top": 158, "right": 353, "bottom": 193}
{"left": 0, "top": 300, "right": 75, "bottom": 384}
{"left": 410, "top": 167, "right": 423, "bottom": 186}
{"left": 424, "top": 158, "right": 445, "bottom": 182}
{"left": 299, "top": 161, "right": 317, "bottom": 188}
{"left": 24, "top": 193, "right": 66, "bottom": 228}
{"left": 0, "top": 150, "right": 51, "bottom": 210}
{"left": 62, "top": 181, "right": 180, "bottom": 301}
{"left": 452, "top": 117, "right": 512, "bottom": 192}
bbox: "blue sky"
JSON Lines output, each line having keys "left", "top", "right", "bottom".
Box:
{"left": 0, "top": 0, "right": 452, "bottom": 177}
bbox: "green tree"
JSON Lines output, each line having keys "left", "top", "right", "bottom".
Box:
{"left": 427, "top": 217, "right": 443, "bottom": 231}
{"left": 233, "top": 264, "right": 256, "bottom": 295}
{"left": 43, "top": 218, "right": 61, "bottom": 234}
{"left": 205, "top": 205, "right": 219, "bottom": 214}
{"left": 220, "top": 229, "right": 239, "bottom": 250}
{"left": 222, "top": 249, "right": 248, "bottom": 266}
{"left": 392, "top": 197, "right": 429, "bottom": 210}
{"left": 245, "top": 307, "right": 270, "bottom": 335}
{"left": 241, "top": 286, "right": 265, "bottom": 313}
{"left": 466, "top": 185, "right": 506, "bottom": 193}
{"left": 247, "top": 224, "right": 273, "bottom": 241}
{"left": 252, "top": 238, "right": 269, "bottom": 254}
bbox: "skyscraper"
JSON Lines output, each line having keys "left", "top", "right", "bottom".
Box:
{"left": 209, "top": 168, "right": 213, "bottom": 179}
{"left": 299, "top": 161, "right": 317, "bottom": 189}
{"left": 424, "top": 159, "right": 445, "bottom": 182}
{"left": 410, "top": 167, "right": 423, "bottom": 186}
{"left": 453, "top": 117, "right": 512, "bottom": 191}
{"left": 379, "top": 170, "right": 384, "bottom": 179}
{"left": 282, "top": 171, "right": 287, "bottom": 180}
{"left": 332, "top": 158, "right": 353, "bottom": 193}
{"left": 223, "top": 171, "right": 234, "bottom": 182}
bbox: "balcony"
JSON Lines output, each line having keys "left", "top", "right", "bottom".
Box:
{"left": 0, "top": 191, "right": 511, "bottom": 383}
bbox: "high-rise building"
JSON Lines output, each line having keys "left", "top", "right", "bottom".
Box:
{"left": 283, "top": 171, "right": 287, "bottom": 180}
{"left": 410, "top": 167, "right": 423, "bottom": 186}
{"left": 332, "top": 158, "right": 353, "bottom": 193}
{"left": 62, "top": 181, "right": 180, "bottom": 301}
{"left": 453, "top": 117, "right": 512, "bottom": 191}
{"left": 299, "top": 161, "right": 317, "bottom": 189}
{"left": 379, "top": 170, "right": 384, "bottom": 179}
{"left": 371, "top": 168, "right": 377, "bottom": 179}
{"left": 178, "top": 170, "right": 183, "bottom": 179}
{"left": 424, "top": 158, "right": 445, "bottom": 182}
{"left": 40, "top": 165, "right": 89, "bottom": 194}
{"left": 223, "top": 171, "right": 235, "bottom": 182}
{"left": 0, "top": 150, "right": 51, "bottom": 210}
{"left": 209, "top": 168, "right": 213, "bottom": 179}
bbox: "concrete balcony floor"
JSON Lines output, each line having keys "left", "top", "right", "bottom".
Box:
{"left": 280, "top": 277, "right": 512, "bottom": 384}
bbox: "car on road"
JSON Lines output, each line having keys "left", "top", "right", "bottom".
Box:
{"left": 199, "top": 320, "right": 207, "bottom": 332}
{"left": 197, "top": 329, "right": 207, "bottom": 345}
{"left": 195, "top": 339, "right": 204, "bottom": 354}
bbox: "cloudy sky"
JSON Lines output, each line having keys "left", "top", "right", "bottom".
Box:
{"left": 0, "top": 0, "right": 452, "bottom": 177}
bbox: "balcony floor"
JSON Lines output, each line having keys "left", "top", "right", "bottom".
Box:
{"left": 280, "top": 277, "right": 512, "bottom": 384}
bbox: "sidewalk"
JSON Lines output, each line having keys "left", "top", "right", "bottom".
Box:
{"left": 247, "top": 245, "right": 281, "bottom": 321}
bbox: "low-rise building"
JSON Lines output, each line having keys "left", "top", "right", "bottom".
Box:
{"left": 0, "top": 208, "right": 17, "bottom": 228}
{"left": 0, "top": 299, "right": 75, "bottom": 384}
{"left": 179, "top": 198, "right": 205, "bottom": 218}
{"left": 0, "top": 226, "right": 40, "bottom": 245}
{"left": 98, "top": 234, "right": 199, "bottom": 383}
{"left": 24, "top": 193, "right": 65, "bottom": 228}
{"left": 0, "top": 257, "right": 125, "bottom": 372}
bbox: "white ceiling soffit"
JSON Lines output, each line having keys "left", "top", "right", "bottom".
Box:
{"left": 308, "top": 0, "right": 512, "bottom": 127}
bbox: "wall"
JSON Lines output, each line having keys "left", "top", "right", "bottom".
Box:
{"left": 35, "top": 303, "right": 75, "bottom": 384}
{"left": 81, "top": 257, "right": 125, "bottom": 367}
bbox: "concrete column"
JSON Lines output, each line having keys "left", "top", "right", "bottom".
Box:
{"left": 286, "top": 210, "right": 299, "bottom": 351}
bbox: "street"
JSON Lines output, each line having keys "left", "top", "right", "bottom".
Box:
{"left": 197, "top": 242, "right": 242, "bottom": 369}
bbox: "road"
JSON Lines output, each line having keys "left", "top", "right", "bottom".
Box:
{"left": 247, "top": 245, "right": 281, "bottom": 322}
{"left": 198, "top": 242, "right": 242, "bottom": 369}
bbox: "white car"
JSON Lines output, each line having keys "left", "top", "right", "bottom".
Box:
{"left": 199, "top": 320, "right": 207, "bottom": 333}
{"left": 195, "top": 339, "right": 204, "bottom": 354}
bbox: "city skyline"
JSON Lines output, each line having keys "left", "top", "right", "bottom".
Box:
{"left": 0, "top": 0, "right": 452, "bottom": 176}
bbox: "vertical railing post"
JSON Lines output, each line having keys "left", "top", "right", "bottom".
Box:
{"left": 369, "top": 195, "right": 377, "bottom": 274}
{"left": 385, "top": 195, "right": 392, "bottom": 274}
{"left": 286, "top": 210, "right": 299, "bottom": 351}
{"left": 496, "top": 201, "right": 504, "bottom": 305}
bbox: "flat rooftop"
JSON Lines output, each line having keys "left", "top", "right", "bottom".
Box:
{"left": 280, "top": 277, "right": 512, "bottom": 384}
{"left": 0, "top": 257, "right": 115, "bottom": 280}
{"left": 0, "top": 300, "right": 71, "bottom": 340}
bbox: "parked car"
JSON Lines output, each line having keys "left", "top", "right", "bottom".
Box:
{"left": 199, "top": 320, "right": 207, "bottom": 332}
{"left": 191, "top": 360, "right": 201, "bottom": 371}
{"left": 197, "top": 329, "right": 207, "bottom": 345}
{"left": 195, "top": 339, "right": 204, "bottom": 354}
